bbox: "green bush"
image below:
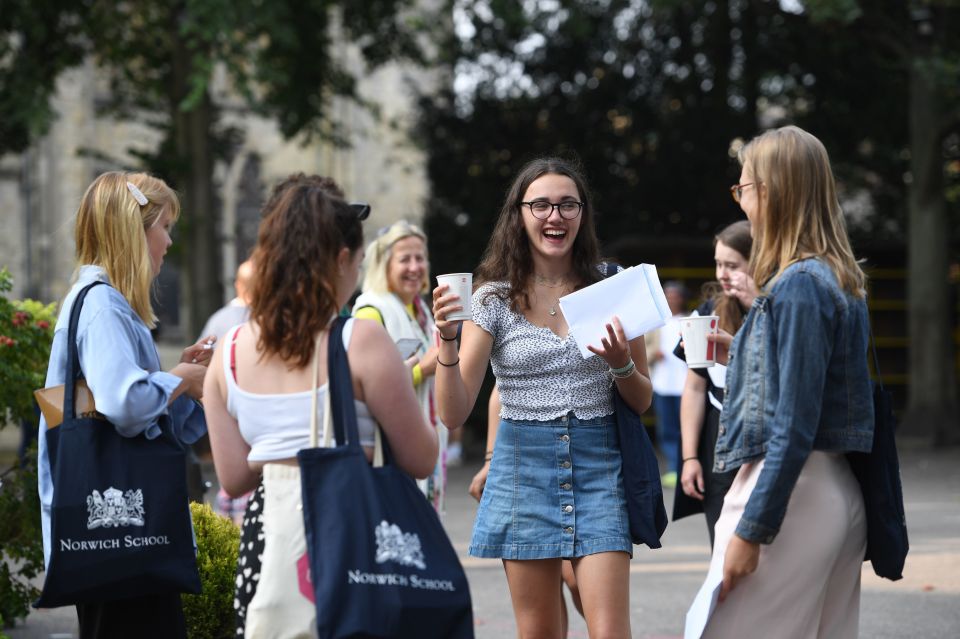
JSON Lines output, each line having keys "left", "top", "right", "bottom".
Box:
{"left": 0, "top": 268, "right": 57, "bottom": 427}
{"left": 0, "top": 267, "right": 53, "bottom": 627}
{"left": 184, "top": 502, "right": 240, "bottom": 639}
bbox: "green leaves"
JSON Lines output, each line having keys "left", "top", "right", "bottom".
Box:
{"left": 182, "top": 503, "right": 240, "bottom": 639}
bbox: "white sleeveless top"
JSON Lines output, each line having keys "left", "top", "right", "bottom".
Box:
{"left": 223, "top": 319, "right": 377, "bottom": 462}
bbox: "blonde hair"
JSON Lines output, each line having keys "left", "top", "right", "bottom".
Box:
{"left": 739, "top": 125, "right": 865, "bottom": 297}
{"left": 360, "top": 220, "right": 430, "bottom": 295}
{"left": 75, "top": 171, "right": 180, "bottom": 327}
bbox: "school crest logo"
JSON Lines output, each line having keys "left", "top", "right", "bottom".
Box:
{"left": 374, "top": 520, "right": 426, "bottom": 569}
{"left": 86, "top": 487, "right": 145, "bottom": 529}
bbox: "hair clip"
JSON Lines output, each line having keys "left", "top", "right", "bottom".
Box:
{"left": 126, "top": 182, "right": 149, "bottom": 206}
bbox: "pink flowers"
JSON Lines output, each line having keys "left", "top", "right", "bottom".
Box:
{"left": 0, "top": 335, "right": 15, "bottom": 347}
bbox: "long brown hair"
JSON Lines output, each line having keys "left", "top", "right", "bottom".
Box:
{"left": 249, "top": 175, "right": 363, "bottom": 368}
{"left": 739, "top": 126, "right": 865, "bottom": 296}
{"left": 705, "top": 220, "right": 753, "bottom": 334}
{"left": 475, "top": 157, "right": 603, "bottom": 311}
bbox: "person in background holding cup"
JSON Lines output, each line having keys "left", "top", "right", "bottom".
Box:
{"left": 698, "top": 126, "right": 873, "bottom": 638}
{"left": 433, "top": 156, "right": 652, "bottom": 638}
{"left": 353, "top": 220, "right": 448, "bottom": 513}
{"left": 674, "top": 220, "right": 756, "bottom": 547}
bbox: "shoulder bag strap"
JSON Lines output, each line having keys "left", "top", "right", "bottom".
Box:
{"left": 309, "top": 330, "right": 324, "bottom": 448}
{"left": 868, "top": 320, "right": 884, "bottom": 392}
{"left": 64, "top": 281, "right": 106, "bottom": 421}
{"left": 310, "top": 317, "right": 386, "bottom": 466}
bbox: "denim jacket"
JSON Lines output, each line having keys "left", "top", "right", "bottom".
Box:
{"left": 715, "top": 257, "right": 874, "bottom": 544}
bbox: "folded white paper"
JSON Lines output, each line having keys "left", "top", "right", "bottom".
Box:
{"left": 558, "top": 264, "right": 671, "bottom": 358}
{"left": 684, "top": 557, "right": 724, "bottom": 638}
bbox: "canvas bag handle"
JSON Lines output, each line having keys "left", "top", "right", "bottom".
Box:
{"left": 309, "top": 320, "right": 384, "bottom": 466}
{"left": 64, "top": 281, "right": 105, "bottom": 420}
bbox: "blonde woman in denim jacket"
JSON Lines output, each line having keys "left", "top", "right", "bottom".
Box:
{"left": 699, "top": 126, "right": 874, "bottom": 638}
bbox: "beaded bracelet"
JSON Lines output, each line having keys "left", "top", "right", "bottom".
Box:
{"left": 610, "top": 358, "right": 636, "bottom": 379}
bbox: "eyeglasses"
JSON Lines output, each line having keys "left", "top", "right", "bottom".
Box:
{"left": 349, "top": 202, "right": 371, "bottom": 220}
{"left": 520, "top": 200, "right": 583, "bottom": 220}
{"left": 729, "top": 183, "right": 755, "bottom": 204}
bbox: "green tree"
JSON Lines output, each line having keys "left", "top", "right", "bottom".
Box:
{"left": 1, "top": 0, "right": 427, "bottom": 335}
{"left": 419, "top": 0, "right": 959, "bottom": 440}
{"left": 0, "top": 1, "right": 87, "bottom": 153}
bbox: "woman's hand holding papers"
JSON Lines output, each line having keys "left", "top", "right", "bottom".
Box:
{"left": 586, "top": 316, "right": 632, "bottom": 370}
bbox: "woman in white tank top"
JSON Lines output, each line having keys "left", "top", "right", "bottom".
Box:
{"left": 203, "top": 176, "right": 438, "bottom": 638}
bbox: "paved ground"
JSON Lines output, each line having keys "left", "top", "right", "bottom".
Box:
{"left": 6, "top": 439, "right": 959, "bottom": 638}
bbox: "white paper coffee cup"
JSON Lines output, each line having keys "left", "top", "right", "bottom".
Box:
{"left": 436, "top": 273, "right": 473, "bottom": 321}
{"left": 680, "top": 315, "right": 719, "bottom": 368}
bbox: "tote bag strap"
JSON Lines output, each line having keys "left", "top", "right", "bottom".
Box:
{"left": 868, "top": 320, "right": 884, "bottom": 392}
{"left": 64, "top": 281, "right": 106, "bottom": 421}
{"left": 309, "top": 317, "right": 386, "bottom": 466}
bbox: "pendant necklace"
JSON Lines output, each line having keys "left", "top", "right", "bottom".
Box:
{"left": 533, "top": 274, "right": 568, "bottom": 317}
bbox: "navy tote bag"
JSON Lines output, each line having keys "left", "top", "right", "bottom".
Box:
{"left": 298, "top": 317, "right": 473, "bottom": 638}
{"left": 846, "top": 335, "right": 909, "bottom": 581}
{"left": 35, "top": 282, "right": 201, "bottom": 608}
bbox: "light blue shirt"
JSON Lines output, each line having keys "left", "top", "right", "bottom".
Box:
{"left": 38, "top": 265, "right": 206, "bottom": 566}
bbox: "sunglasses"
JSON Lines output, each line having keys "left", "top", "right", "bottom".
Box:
{"left": 349, "top": 202, "right": 371, "bottom": 221}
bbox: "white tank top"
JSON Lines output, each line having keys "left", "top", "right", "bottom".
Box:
{"left": 223, "top": 319, "right": 377, "bottom": 462}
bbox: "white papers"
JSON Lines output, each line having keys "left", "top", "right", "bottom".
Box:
{"left": 558, "top": 264, "right": 671, "bottom": 358}
{"left": 684, "top": 558, "right": 724, "bottom": 639}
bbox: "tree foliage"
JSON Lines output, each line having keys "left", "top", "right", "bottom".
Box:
{"left": 420, "top": 0, "right": 935, "bottom": 275}
{"left": 418, "top": 0, "right": 959, "bottom": 437}
{"left": 1, "top": 0, "right": 428, "bottom": 335}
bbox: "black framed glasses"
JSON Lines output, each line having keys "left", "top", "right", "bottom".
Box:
{"left": 520, "top": 200, "right": 583, "bottom": 220}
{"left": 729, "top": 183, "right": 755, "bottom": 204}
{"left": 349, "top": 202, "right": 371, "bottom": 220}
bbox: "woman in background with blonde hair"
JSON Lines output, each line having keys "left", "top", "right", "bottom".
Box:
{"left": 353, "top": 220, "right": 449, "bottom": 512}
{"left": 38, "top": 171, "right": 211, "bottom": 638}
{"left": 699, "top": 126, "right": 874, "bottom": 638}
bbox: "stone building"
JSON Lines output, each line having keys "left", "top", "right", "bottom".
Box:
{"left": 0, "top": 50, "right": 436, "bottom": 340}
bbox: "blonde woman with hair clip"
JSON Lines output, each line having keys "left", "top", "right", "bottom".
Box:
{"left": 38, "top": 171, "right": 212, "bottom": 638}
{"left": 353, "top": 220, "right": 449, "bottom": 513}
{"left": 696, "top": 126, "right": 874, "bottom": 638}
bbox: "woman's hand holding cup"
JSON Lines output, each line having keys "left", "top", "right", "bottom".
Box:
{"left": 433, "top": 273, "right": 473, "bottom": 340}
{"left": 705, "top": 329, "right": 734, "bottom": 366}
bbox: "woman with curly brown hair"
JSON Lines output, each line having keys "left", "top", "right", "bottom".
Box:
{"left": 204, "top": 174, "right": 438, "bottom": 638}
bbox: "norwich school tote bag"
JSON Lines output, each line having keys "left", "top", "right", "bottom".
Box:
{"left": 297, "top": 317, "right": 473, "bottom": 638}
{"left": 35, "top": 282, "right": 201, "bottom": 608}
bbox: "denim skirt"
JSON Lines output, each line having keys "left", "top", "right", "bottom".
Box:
{"left": 469, "top": 413, "right": 632, "bottom": 560}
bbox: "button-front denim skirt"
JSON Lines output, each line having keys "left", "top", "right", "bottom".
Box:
{"left": 469, "top": 413, "right": 632, "bottom": 560}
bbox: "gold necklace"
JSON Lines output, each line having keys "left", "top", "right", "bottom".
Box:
{"left": 546, "top": 285, "right": 568, "bottom": 317}
{"left": 533, "top": 273, "right": 569, "bottom": 288}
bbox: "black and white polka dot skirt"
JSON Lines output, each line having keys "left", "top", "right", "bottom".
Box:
{"left": 234, "top": 481, "right": 265, "bottom": 637}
